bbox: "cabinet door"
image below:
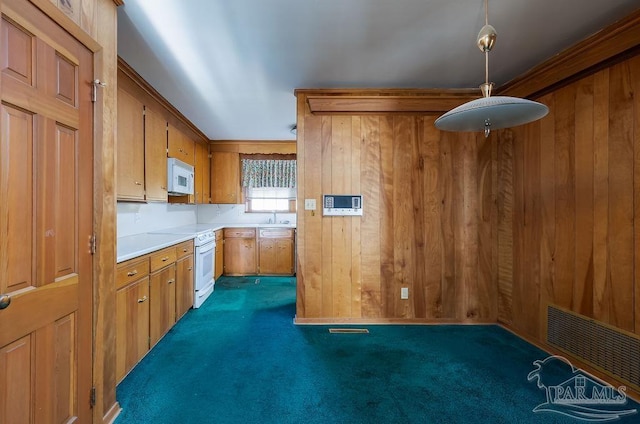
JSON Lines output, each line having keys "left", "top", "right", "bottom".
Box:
{"left": 195, "top": 142, "right": 210, "bottom": 204}
{"left": 258, "top": 238, "right": 277, "bottom": 274}
{"left": 149, "top": 265, "right": 176, "bottom": 347}
{"left": 144, "top": 107, "right": 168, "bottom": 202}
{"left": 117, "top": 88, "right": 145, "bottom": 200}
{"left": 276, "top": 238, "right": 294, "bottom": 274}
{"left": 224, "top": 237, "right": 257, "bottom": 275}
{"left": 175, "top": 255, "right": 194, "bottom": 319}
{"left": 211, "top": 151, "right": 240, "bottom": 204}
{"left": 116, "top": 277, "right": 150, "bottom": 382}
{"left": 168, "top": 123, "right": 194, "bottom": 165}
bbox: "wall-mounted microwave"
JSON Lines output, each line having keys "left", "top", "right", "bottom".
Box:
{"left": 323, "top": 195, "right": 363, "bottom": 216}
{"left": 167, "top": 157, "right": 194, "bottom": 196}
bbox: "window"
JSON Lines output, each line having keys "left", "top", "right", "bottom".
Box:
{"left": 245, "top": 187, "right": 296, "bottom": 213}
{"left": 241, "top": 155, "right": 297, "bottom": 213}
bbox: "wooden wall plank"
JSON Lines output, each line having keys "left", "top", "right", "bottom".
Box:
{"left": 320, "top": 116, "right": 333, "bottom": 317}
{"left": 511, "top": 126, "right": 526, "bottom": 333}
{"left": 573, "top": 77, "right": 595, "bottom": 317}
{"left": 411, "top": 118, "right": 427, "bottom": 319}
{"left": 422, "top": 117, "right": 444, "bottom": 318}
{"left": 592, "top": 69, "right": 611, "bottom": 325}
{"left": 608, "top": 61, "right": 635, "bottom": 332}
{"left": 633, "top": 56, "right": 640, "bottom": 334}
{"left": 379, "top": 116, "right": 395, "bottom": 317}
{"left": 300, "top": 112, "right": 323, "bottom": 317}
{"left": 331, "top": 116, "right": 352, "bottom": 317}
{"left": 360, "top": 116, "right": 382, "bottom": 318}
{"left": 351, "top": 117, "right": 362, "bottom": 318}
{"left": 440, "top": 131, "right": 457, "bottom": 319}
{"left": 497, "top": 130, "right": 514, "bottom": 324}
{"left": 553, "top": 84, "right": 577, "bottom": 310}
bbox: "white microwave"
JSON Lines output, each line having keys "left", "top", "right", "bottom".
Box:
{"left": 167, "top": 157, "right": 194, "bottom": 196}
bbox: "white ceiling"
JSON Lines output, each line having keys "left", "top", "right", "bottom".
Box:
{"left": 117, "top": 0, "right": 640, "bottom": 141}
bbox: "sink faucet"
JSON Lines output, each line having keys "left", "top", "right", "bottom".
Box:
{"left": 268, "top": 211, "right": 277, "bottom": 224}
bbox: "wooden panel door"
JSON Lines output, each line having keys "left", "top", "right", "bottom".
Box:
{"left": 195, "top": 142, "right": 210, "bottom": 204}
{"left": 224, "top": 237, "right": 257, "bottom": 275}
{"left": 211, "top": 151, "right": 240, "bottom": 204}
{"left": 115, "top": 277, "right": 150, "bottom": 382}
{"left": 144, "top": 106, "right": 168, "bottom": 202}
{"left": 0, "top": 1, "right": 93, "bottom": 422}
{"left": 258, "top": 238, "right": 277, "bottom": 274}
{"left": 275, "top": 238, "right": 294, "bottom": 275}
{"left": 215, "top": 230, "right": 224, "bottom": 279}
{"left": 149, "top": 265, "right": 176, "bottom": 347}
{"left": 175, "top": 255, "right": 194, "bottom": 319}
{"left": 168, "top": 123, "right": 194, "bottom": 165}
{"left": 116, "top": 87, "right": 145, "bottom": 200}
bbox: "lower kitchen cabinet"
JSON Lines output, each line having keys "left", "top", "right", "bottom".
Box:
{"left": 115, "top": 276, "right": 150, "bottom": 382}
{"left": 224, "top": 228, "right": 257, "bottom": 275}
{"left": 258, "top": 228, "right": 295, "bottom": 275}
{"left": 149, "top": 264, "right": 176, "bottom": 348}
{"left": 116, "top": 240, "right": 194, "bottom": 382}
{"left": 116, "top": 256, "right": 151, "bottom": 382}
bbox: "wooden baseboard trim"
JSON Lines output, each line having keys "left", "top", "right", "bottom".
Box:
{"left": 102, "top": 402, "right": 121, "bottom": 424}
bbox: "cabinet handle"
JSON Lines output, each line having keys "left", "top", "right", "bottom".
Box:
{"left": 134, "top": 181, "right": 142, "bottom": 186}
{"left": 161, "top": 186, "right": 167, "bottom": 190}
{"left": 168, "top": 279, "right": 175, "bottom": 284}
{"left": 183, "top": 248, "right": 188, "bottom": 252}
{"left": 137, "top": 296, "right": 148, "bottom": 303}
{"left": 161, "top": 256, "right": 169, "bottom": 262}
{"left": 188, "top": 267, "right": 193, "bottom": 271}
{"left": 127, "top": 270, "right": 138, "bottom": 277}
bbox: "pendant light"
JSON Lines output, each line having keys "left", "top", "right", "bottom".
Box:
{"left": 434, "top": 0, "right": 548, "bottom": 137}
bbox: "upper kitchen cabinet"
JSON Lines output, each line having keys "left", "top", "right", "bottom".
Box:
{"left": 211, "top": 151, "right": 241, "bottom": 204}
{"left": 168, "top": 123, "right": 195, "bottom": 166}
{"left": 195, "top": 142, "right": 211, "bottom": 204}
{"left": 118, "top": 58, "right": 210, "bottom": 204}
{"left": 117, "top": 87, "right": 146, "bottom": 201}
{"left": 144, "top": 107, "right": 169, "bottom": 202}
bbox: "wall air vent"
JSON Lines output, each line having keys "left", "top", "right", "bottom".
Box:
{"left": 547, "top": 305, "right": 640, "bottom": 391}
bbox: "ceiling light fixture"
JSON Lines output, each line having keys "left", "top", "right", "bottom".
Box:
{"left": 434, "top": 0, "right": 549, "bottom": 137}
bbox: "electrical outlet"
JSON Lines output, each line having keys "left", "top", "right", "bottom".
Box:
{"left": 134, "top": 212, "right": 141, "bottom": 223}
{"left": 401, "top": 287, "right": 409, "bottom": 299}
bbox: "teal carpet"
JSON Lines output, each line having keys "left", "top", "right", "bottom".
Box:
{"left": 116, "top": 277, "right": 639, "bottom": 424}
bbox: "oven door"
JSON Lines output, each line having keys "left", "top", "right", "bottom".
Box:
{"left": 196, "top": 241, "right": 215, "bottom": 290}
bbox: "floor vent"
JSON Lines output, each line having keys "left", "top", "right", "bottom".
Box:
{"left": 547, "top": 305, "right": 640, "bottom": 390}
{"left": 329, "top": 328, "right": 369, "bottom": 334}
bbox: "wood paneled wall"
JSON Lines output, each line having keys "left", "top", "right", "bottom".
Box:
{"left": 295, "top": 92, "right": 497, "bottom": 323}
{"left": 497, "top": 55, "right": 640, "bottom": 340}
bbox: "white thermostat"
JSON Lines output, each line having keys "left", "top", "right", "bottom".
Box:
{"left": 323, "top": 195, "right": 363, "bottom": 216}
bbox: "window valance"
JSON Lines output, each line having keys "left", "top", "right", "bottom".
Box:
{"left": 241, "top": 159, "right": 296, "bottom": 188}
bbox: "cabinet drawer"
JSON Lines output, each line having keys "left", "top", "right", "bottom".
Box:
{"left": 224, "top": 228, "right": 256, "bottom": 238}
{"left": 150, "top": 246, "right": 177, "bottom": 272}
{"left": 116, "top": 257, "right": 149, "bottom": 290}
{"left": 259, "top": 228, "right": 294, "bottom": 239}
{"left": 176, "top": 240, "right": 194, "bottom": 259}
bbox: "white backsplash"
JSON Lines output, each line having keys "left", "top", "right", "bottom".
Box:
{"left": 197, "top": 204, "right": 296, "bottom": 226}
{"left": 117, "top": 202, "right": 197, "bottom": 237}
{"left": 117, "top": 202, "right": 297, "bottom": 237}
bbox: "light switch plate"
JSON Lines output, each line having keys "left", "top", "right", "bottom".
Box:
{"left": 304, "top": 199, "right": 316, "bottom": 210}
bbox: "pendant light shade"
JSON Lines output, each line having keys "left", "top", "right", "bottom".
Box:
{"left": 434, "top": 0, "right": 548, "bottom": 136}
{"left": 434, "top": 96, "right": 549, "bottom": 133}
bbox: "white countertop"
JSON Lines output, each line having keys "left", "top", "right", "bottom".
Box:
{"left": 117, "top": 223, "right": 296, "bottom": 263}
{"left": 117, "top": 233, "right": 196, "bottom": 263}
